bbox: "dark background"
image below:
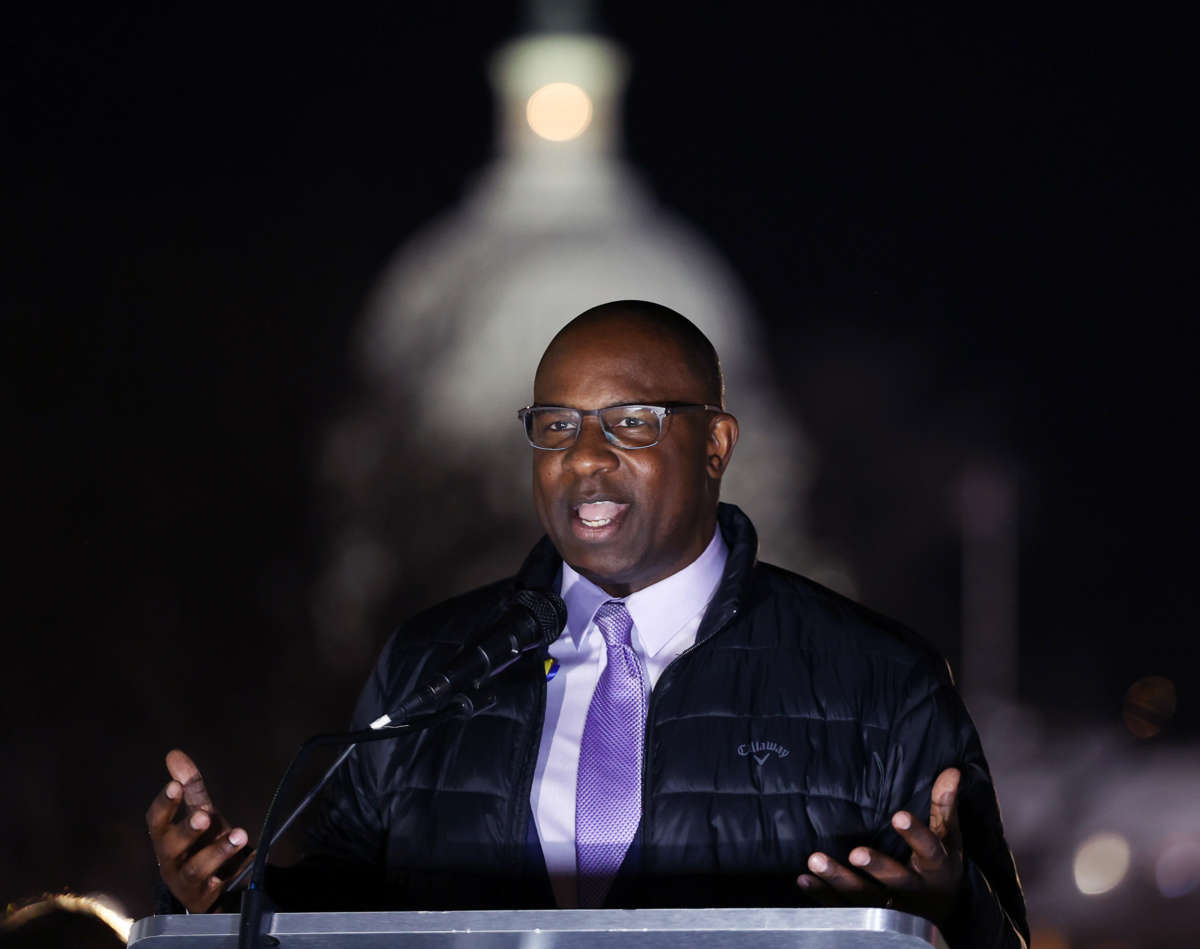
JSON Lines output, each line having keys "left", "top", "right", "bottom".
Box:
{"left": 4, "top": 0, "right": 1194, "bottom": 929}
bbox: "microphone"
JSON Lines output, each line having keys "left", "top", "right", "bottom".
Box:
{"left": 370, "top": 589, "right": 566, "bottom": 728}
{"left": 235, "top": 592, "right": 563, "bottom": 948}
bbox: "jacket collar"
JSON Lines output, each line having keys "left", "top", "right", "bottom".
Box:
{"left": 514, "top": 533, "right": 562, "bottom": 593}
{"left": 694, "top": 503, "right": 758, "bottom": 644}
{"left": 515, "top": 503, "right": 759, "bottom": 644}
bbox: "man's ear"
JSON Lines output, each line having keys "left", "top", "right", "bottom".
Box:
{"left": 705, "top": 413, "right": 739, "bottom": 479}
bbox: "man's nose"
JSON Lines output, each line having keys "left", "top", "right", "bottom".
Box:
{"left": 563, "top": 416, "right": 619, "bottom": 474}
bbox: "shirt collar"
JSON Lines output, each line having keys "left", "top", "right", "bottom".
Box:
{"left": 558, "top": 527, "right": 729, "bottom": 657}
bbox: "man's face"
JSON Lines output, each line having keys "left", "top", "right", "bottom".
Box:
{"left": 530, "top": 322, "right": 731, "bottom": 597}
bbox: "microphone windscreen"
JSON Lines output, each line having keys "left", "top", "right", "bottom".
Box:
{"left": 513, "top": 589, "right": 568, "bottom": 647}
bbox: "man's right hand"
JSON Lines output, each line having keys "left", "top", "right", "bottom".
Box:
{"left": 145, "top": 749, "right": 251, "bottom": 913}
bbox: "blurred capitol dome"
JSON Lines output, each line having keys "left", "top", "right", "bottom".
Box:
{"left": 316, "top": 24, "right": 822, "bottom": 665}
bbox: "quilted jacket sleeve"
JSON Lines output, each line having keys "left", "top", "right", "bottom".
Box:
{"left": 882, "top": 665, "right": 1029, "bottom": 949}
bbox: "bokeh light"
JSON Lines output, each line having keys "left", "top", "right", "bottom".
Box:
{"left": 525, "top": 82, "right": 593, "bottom": 141}
{"left": 1073, "top": 832, "right": 1132, "bottom": 895}
{"left": 1, "top": 892, "right": 133, "bottom": 942}
{"left": 1028, "top": 927, "right": 1070, "bottom": 949}
{"left": 1155, "top": 838, "right": 1200, "bottom": 898}
{"left": 1122, "top": 675, "right": 1177, "bottom": 738}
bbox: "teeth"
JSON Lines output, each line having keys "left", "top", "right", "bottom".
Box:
{"left": 580, "top": 517, "right": 612, "bottom": 528}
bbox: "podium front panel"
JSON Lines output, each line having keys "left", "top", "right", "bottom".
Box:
{"left": 129, "top": 907, "right": 947, "bottom": 949}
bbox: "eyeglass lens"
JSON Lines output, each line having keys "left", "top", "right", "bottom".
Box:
{"left": 525, "top": 406, "right": 663, "bottom": 449}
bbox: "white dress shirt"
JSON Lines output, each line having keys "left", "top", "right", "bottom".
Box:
{"left": 530, "top": 528, "right": 729, "bottom": 907}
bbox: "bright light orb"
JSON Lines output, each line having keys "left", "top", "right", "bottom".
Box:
{"left": 526, "top": 82, "right": 593, "bottom": 142}
{"left": 1073, "top": 832, "right": 1132, "bottom": 895}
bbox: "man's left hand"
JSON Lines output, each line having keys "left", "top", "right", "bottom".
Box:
{"left": 796, "top": 767, "right": 965, "bottom": 923}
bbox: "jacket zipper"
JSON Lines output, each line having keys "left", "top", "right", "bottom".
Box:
{"left": 512, "top": 655, "right": 548, "bottom": 878}
{"left": 638, "top": 603, "right": 740, "bottom": 858}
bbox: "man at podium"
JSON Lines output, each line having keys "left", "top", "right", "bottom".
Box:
{"left": 147, "top": 302, "right": 1029, "bottom": 948}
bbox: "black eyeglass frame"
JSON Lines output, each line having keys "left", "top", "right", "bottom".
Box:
{"left": 517, "top": 402, "right": 723, "bottom": 451}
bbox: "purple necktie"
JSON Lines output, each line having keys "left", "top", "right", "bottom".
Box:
{"left": 575, "top": 600, "right": 645, "bottom": 908}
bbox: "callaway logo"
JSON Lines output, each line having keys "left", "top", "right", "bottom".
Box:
{"left": 737, "top": 740, "right": 791, "bottom": 766}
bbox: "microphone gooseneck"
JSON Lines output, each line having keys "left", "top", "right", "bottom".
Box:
{"left": 235, "top": 588, "right": 564, "bottom": 949}
{"left": 371, "top": 589, "right": 567, "bottom": 728}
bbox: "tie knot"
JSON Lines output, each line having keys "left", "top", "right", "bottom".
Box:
{"left": 593, "top": 600, "right": 633, "bottom": 648}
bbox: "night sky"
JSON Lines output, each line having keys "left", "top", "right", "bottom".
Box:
{"left": 5, "top": 1, "right": 1194, "bottom": 923}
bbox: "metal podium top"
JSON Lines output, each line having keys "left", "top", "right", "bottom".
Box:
{"left": 129, "top": 907, "right": 948, "bottom": 949}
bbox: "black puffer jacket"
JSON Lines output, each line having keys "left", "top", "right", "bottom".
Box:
{"left": 302, "top": 505, "right": 1028, "bottom": 948}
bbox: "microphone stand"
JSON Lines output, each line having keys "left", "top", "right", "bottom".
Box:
{"left": 235, "top": 691, "right": 492, "bottom": 949}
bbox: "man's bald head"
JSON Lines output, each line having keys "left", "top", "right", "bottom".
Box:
{"left": 528, "top": 300, "right": 738, "bottom": 596}
{"left": 536, "top": 300, "right": 726, "bottom": 410}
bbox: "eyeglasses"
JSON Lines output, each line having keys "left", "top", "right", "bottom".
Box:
{"left": 517, "top": 402, "right": 722, "bottom": 451}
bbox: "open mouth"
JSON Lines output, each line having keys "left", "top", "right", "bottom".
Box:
{"left": 571, "top": 499, "right": 630, "bottom": 535}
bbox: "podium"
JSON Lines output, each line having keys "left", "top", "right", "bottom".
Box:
{"left": 128, "top": 908, "right": 948, "bottom": 948}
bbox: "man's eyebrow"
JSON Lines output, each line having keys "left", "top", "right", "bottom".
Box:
{"left": 530, "top": 399, "right": 662, "bottom": 409}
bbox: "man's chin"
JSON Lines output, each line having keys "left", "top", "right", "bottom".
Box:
{"left": 554, "top": 540, "right": 637, "bottom": 592}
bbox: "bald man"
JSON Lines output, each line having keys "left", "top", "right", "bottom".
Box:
{"left": 149, "top": 302, "right": 1028, "bottom": 948}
